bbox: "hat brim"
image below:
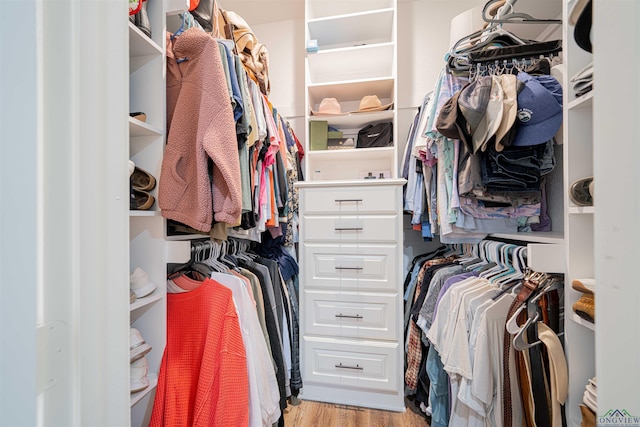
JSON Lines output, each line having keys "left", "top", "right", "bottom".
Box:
{"left": 349, "top": 102, "right": 393, "bottom": 114}
{"left": 310, "top": 110, "right": 346, "bottom": 116}
{"left": 512, "top": 113, "right": 563, "bottom": 147}
{"left": 569, "top": 0, "right": 590, "bottom": 26}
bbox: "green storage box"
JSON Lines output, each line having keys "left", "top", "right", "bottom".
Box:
{"left": 310, "top": 120, "right": 328, "bottom": 150}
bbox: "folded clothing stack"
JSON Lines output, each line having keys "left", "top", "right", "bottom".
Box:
{"left": 571, "top": 62, "right": 593, "bottom": 98}
{"left": 580, "top": 377, "right": 597, "bottom": 427}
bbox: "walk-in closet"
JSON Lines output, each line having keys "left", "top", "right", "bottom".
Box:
{"left": 2, "top": 0, "right": 640, "bottom": 426}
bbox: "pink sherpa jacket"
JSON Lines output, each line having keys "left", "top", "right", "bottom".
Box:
{"left": 160, "top": 29, "right": 242, "bottom": 232}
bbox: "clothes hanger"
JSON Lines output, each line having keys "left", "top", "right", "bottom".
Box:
{"left": 512, "top": 276, "right": 563, "bottom": 350}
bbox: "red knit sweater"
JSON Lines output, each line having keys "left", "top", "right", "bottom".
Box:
{"left": 150, "top": 278, "right": 249, "bottom": 427}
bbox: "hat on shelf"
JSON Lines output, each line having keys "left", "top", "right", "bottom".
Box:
{"left": 573, "top": 0, "right": 592, "bottom": 53}
{"left": 310, "top": 97, "right": 344, "bottom": 116}
{"left": 569, "top": 0, "right": 590, "bottom": 26}
{"left": 512, "top": 72, "right": 563, "bottom": 147}
{"left": 350, "top": 95, "right": 393, "bottom": 113}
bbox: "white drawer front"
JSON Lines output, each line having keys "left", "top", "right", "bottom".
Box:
{"left": 303, "top": 337, "right": 399, "bottom": 393}
{"left": 302, "top": 243, "right": 398, "bottom": 292}
{"left": 303, "top": 291, "right": 398, "bottom": 341}
{"left": 303, "top": 215, "right": 398, "bottom": 243}
{"left": 302, "top": 186, "right": 398, "bottom": 214}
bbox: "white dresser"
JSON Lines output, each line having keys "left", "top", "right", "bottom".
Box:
{"left": 297, "top": 179, "right": 406, "bottom": 412}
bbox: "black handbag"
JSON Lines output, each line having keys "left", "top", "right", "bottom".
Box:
{"left": 356, "top": 122, "right": 393, "bottom": 148}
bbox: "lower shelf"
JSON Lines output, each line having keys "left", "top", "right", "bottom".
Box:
{"left": 130, "top": 373, "right": 158, "bottom": 407}
{"left": 571, "top": 313, "right": 595, "bottom": 331}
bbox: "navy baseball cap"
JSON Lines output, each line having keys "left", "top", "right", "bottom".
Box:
{"left": 512, "top": 72, "right": 563, "bottom": 147}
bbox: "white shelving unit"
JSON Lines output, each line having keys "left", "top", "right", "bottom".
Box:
{"left": 562, "top": 0, "right": 595, "bottom": 425}
{"left": 128, "top": 2, "right": 168, "bottom": 425}
{"left": 593, "top": 0, "right": 640, "bottom": 420}
{"left": 304, "top": 0, "right": 398, "bottom": 181}
{"left": 299, "top": 0, "right": 406, "bottom": 413}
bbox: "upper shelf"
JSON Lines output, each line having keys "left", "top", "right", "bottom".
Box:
{"left": 308, "top": 8, "right": 394, "bottom": 50}
{"left": 129, "top": 117, "right": 163, "bottom": 137}
{"left": 308, "top": 77, "right": 394, "bottom": 112}
{"left": 307, "top": 43, "right": 394, "bottom": 85}
{"left": 306, "top": 0, "right": 394, "bottom": 20}
{"left": 129, "top": 22, "right": 162, "bottom": 58}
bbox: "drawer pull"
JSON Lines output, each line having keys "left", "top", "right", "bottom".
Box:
{"left": 335, "top": 313, "right": 363, "bottom": 319}
{"left": 335, "top": 199, "right": 363, "bottom": 203}
{"left": 334, "top": 227, "right": 363, "bottom": 231}
{"left": 334, "top": 266, "right": 363, "bottom": 271}
{"left": 335, "top": 363, "right": 364, "bottom": 370}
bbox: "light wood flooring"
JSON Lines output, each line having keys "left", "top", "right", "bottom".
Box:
{"left": 283, "top": 398, "right": 430, "bottom": 427}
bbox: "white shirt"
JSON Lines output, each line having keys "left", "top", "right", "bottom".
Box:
{"left": 211, "top": 272, "right": 281, "bottom": 427}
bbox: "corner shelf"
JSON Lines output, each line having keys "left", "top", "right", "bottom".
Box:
{"left": 567, "top": 90, "right": 594, "bottom": 110}
{"left": 571, "top": 313, "right": 595, "bottom": 332}
{"left": 130, "top": 374, "right": 159, "bottom": 407}
{"left": 129, "top": 118, "right": 163, "bottom": 137}
{"left": 130, "top": 291, "right": 164, "bottom": 312}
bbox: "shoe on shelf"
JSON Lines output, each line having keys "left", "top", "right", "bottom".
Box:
{"left": 573, "top": 292, "right": 595, "bottom": 323}
{"left": 569, "top": 176, "right": 594, "bottom": 206}
{"left": 131, "top": 166, "right": 156, "bottom": 192}
{"left": 130, "top": 289, "right": 137, "bottom": 304}
{"left": 572, "top": 278, "right": 595, "bottom": 294}
{"left": 130, "top": 327, "right": 152, "bottom": 364}
{"left": 130, "top": 355, "right": 150, "bottom": 394}
{"left": 131, "top": 188, "right": 155, "bottom": 210}
{"left": 129, "top": 112, "right": 147, "bottom": 122}
{"left": 129, "top": 160, "right": 135, "bottom": 177}
{"left": 134, "top": 0, "right": 151, "bottom": 38}
{"left": 130, "top": 267, "right": 157, "bottom": 299}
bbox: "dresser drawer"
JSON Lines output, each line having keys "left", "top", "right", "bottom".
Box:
{"left": 302, "top": 186, "right": 399, "bottom": 214}
{"left": 303, "top": 290, "right": 398, "bottom": 341}
{"left": 302, "top": 243, "right": 398, "bottom": 292}
{"left": 302, "top": 215, "right": 398, "bottom": 243}
{"left": 302, "top": 337, "right": 399, "bottom": 393}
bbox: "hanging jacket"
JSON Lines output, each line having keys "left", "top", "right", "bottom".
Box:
{"left": 161, "top": 29, "right": 242, "bottom": 232}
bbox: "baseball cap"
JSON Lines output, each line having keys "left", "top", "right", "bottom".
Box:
{"left": 477, "top": 76, "right": 504, "bottom": 152}
{"left": 512, "top": 72, "right": 563, "bottom": 147}
{"left": 435, "top": 89, "right": 470, "bottom": 148}
{"left": 494, "top": 74, "right": 518, "bottom": 151}
{"left": 458, "top": 77, "right": 493, "bottom": 154}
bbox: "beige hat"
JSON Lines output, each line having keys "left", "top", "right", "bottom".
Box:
{"left": 350, "top": 95, "right": 393, "bottom": 113}
{"left": 569, "top": 0, "right": 590, "bottom": 26}
{"left": 476, "top": 76, "right": 504, "bottom": 152}
{"left": 494, "top": 74, "right": 518, "bottom": 152}
{"left": 311, "top": 98, "right": 344, "bottom": 116}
